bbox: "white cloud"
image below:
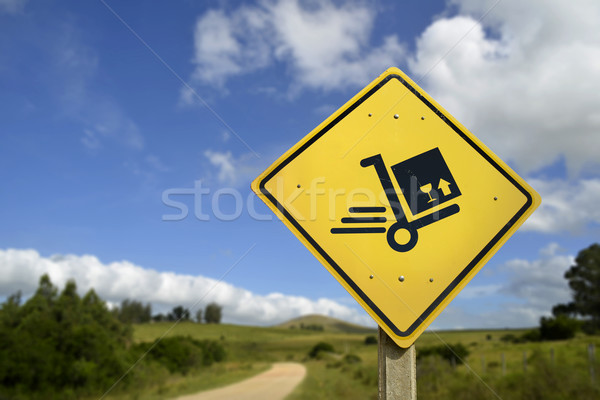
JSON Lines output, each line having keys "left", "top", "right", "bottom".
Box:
{"left": 123, "top": 155, "right": 170, "bottom": 187}
{"left": 431, "top": 304, "right": 544, "bottom": 330}
{"left": 204, "top": 150, "right": 236, "bottom": 183}
{"left": 80, "top": 105, "right": 145, "bottom": 151}
{"left": 267, "top": 0, "right": 405, "bottom": 93}
{"left": 81, "top": 129, "right": 101, "bottom": 149}
{"left": 40, "top": 21, "right": 146, "bottom": 152}
{"left": 409, "top": 0, "right": 600, "bottom": 175}
{"left": 314, "top": 104, "right": 338, "bottom": 117}
{"left": 522, "top": 178, "right": 600, "bottom": 233}
{"left": 457, "top": 283, "right": 502, "bottom": 300}
{"left": 145, "top": 154, "right": 170, "bottom": 172}
{"left": 0, "top": 248, "right": 372, "bottom": 326}
{"left": 0, "top": 0, "right": 27, "bottom": 14}
{"left": 220, "top": 130, "right": 231, "bottom": 143}
{"left": 500, "top": 242, "right": 573, "bottom": 313}
{"left": 0, "top": 242, "right": 575, "bottom": 330}
{"left": 186, "top": 0, "right": 406, "bottom": 97}
{"left": 191, "top": 8, "right": 272, "bottom": 87}
{"left": 204, "top": 150, "right": 264, "bottom": 186}
{"left": 434, "top": 243, "right": 573, "bottom": 329}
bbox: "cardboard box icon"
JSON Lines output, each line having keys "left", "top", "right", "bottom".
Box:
{"left": 391, "top": 147, "right": 461, "bottom": 217}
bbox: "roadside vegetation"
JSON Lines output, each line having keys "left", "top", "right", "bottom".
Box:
{"left": 1, "top": 243, "right": 599, "bottom": 399}
{"left": 0, "top": 275, "right": 227, "bottom": 400}
{"left": 124, "top": 321, "right": 600, "bottom": 400}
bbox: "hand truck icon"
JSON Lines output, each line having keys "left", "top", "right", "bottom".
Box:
{"left": 331, "top": 148, "right": 461, "bottom": 253}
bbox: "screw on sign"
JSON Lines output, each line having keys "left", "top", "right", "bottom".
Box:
{"left": 252, "top": 67, "right": 540, "bottom": 398}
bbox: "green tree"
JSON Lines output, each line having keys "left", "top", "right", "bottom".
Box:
{"left": 195, "top": 308, "right": 203, "bottom": 323}
{"left": 204, "top": 303, "right": 222, "bottom": 324}
{"left": 169, "top": 305, "right": 190, "bottom": 321}
{"left": 0, "top": 274, "right": 131, "bottom": 398}
{"left": 152, "top": 313, "right": 167, "bottom": 322}
{"left": 539, "top": 315, "right": 580, "bottom": 340}
{"left": 0, "top": 291, "right": 21, "bottom": 328}
{"left": 115, "top": 299, "right": 152, "bottom": 323}
{"left": 554, "top": 243, "right": 600, "bottom": 331}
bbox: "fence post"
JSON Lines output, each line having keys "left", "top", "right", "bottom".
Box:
{"left": 378, "top": 327, "right": 417, "bottom": 400}
{"left": 589, "top": 344, "right": 596, "bottom": 386}
{"left": 501, "top": 352, "right": 506, "bottom": 376}
{"left": 481, "top": 355, "right": 486, "bottom": 374}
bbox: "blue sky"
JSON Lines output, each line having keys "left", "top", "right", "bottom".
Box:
{"left": 1, "top": 0, "right": 599, "bottom": 329}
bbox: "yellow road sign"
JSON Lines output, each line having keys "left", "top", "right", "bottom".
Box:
{"left": 251, "top": 67, "right": 541, "bottom": 348}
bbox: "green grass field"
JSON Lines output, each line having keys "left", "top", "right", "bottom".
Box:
{"left": 101, "top": 316, "right": 600, "bottom": 399}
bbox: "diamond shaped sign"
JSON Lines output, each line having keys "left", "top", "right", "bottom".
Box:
{"left": 252, "top": 67, "right": 541, "bottom": 347}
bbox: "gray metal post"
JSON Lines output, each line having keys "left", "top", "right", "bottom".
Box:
{"left": 378, "top": 327, "right": 417, "bottom": 400}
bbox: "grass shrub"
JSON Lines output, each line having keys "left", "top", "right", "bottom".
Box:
{"left": 308, "top": 342, "right": 336, "bottom": 359}
{"left": 418, "top": 345, "right": 600, "bottom": 400}
{"left": 343, "top": 353, "right": 362, "bottom": 364}
{"left": 364, "top": 335, "right": 378, "bottom": 345}
{"left": 417, "top": 343, "right": 470, "bottom": 365}
{"left": 131, "top": 336, "right": 226, "bottom": 374}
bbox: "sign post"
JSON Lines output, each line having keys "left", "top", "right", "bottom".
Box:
{"left": 378, "top": 328, "right": 416, "bottom": 400}
{"left": 252, "top": 67, "right": 541, "bottom": 394}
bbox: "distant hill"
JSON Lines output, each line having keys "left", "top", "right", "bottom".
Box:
{"left": 277, "top": 314, "right": 377, "bottom": 334}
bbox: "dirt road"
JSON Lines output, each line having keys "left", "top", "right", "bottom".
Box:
{"left": 172, "top": 362, "right": 306, "bottom": 400}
